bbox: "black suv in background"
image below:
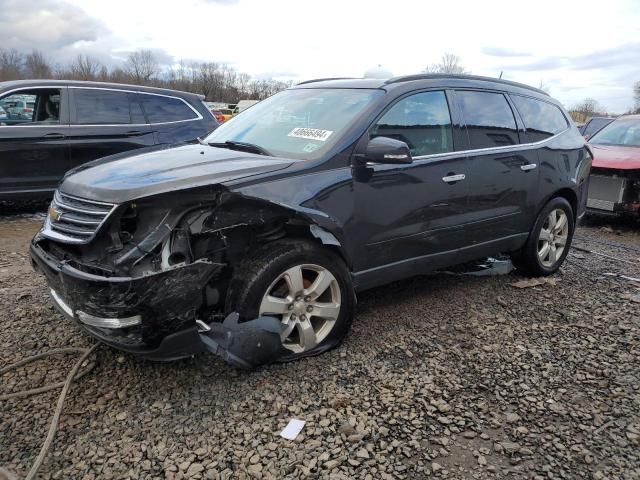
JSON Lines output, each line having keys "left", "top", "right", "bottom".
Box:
{"left": 0, "top": 80, "right": 217, "bottom": 200}
{"left": 31, "top": 74, "right": 591, "bottom": 366}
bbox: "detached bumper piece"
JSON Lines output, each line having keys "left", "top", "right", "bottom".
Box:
{"left": 200, "top": 313, "right": 288, "bottom": 370}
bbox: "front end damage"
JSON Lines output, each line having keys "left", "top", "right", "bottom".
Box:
{"left": 31, "top": 185, "right": 333, "bottom": 367}
{"left": 587, "top": 168, "right": 640, "bottom": 217}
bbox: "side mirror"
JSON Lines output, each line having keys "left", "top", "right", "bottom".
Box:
{"left": 365, "top": 136, "right": 412, "bottom": 164}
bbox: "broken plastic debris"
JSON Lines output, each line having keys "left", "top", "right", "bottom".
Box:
{"left": 510, "top": 277, "right": 560, "bottom": 289}
{"left": 199, "top": 313, "right": 287, "bottom": 369}
{"left": 280, "top": 419, "right": 306, "bottom": 440}
{"left": 441, "top": 257, "right": 514, "bottom": 277}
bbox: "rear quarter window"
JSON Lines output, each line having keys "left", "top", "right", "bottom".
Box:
{"left": 511, "top": 95, "right": 568, "bottom": 142}
{"left": 140, "top": 95, "right": 198, "bottom": 123}
{"left": 456, "top": 90, "right": 519, "bottom": 149}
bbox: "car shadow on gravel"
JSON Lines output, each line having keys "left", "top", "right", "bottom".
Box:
{"left": 0, "top": 200, "right": 49, "bottom": 220}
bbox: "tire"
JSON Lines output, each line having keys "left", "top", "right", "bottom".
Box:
{"left": 512, "top": 197, "right": 575, "bottom": 276}
{"left": 225, "top": 238, "right": 355, "bottom": 361}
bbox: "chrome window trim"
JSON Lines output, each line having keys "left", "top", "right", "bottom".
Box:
{"left": 69, "top": 86, "right": 202, "bottom": 125}
{"left": 366, "top": 127, "right": 570, "bottom": 168}
{"left": 410, "top": 127, "right": 570, "bottom": 163}
{"left": 1, "top": 84, "right": 203, "bottom": 127}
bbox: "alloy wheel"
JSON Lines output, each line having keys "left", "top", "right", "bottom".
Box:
{"left": 258, "top": 264, "right": 341, "bottom": 353}
{"left": 537, "top": 208, "right": 569, "bottom": 267}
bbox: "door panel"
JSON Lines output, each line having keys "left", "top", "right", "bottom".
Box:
{"left": 352, "top": 90, "right": 470, "bottom": 273}
{"left": 0, "top": 87, "right": 70, "bottom": 196}
{"left": 454, "top": 89, "right": 540, "bottom": 245}
{"left": 464, "top": 149, "right": 540, "bottom": 244}
{"left": 67, "top": 125, "right": 154, "bottom": 169}
{"left": 0, "top": 126, "right": 70, "bottom": 195}
{"left": 353, "top": 155, "right": 470, "bottom": 272}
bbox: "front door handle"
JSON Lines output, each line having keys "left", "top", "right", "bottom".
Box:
{"left": 42, "top": 133, "right": 65, "bottom": 140}
{"left": 520, "top": 163, "right": 537, "bottom": 171}
{"left": 442, "top": 173, "right": 466, "bottom": 184}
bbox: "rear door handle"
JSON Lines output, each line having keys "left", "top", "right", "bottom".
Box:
{"left": 42, "top": 133, "right": 65, "bottom": 140}
{"left": 442, "top": 173, "right": 466, "bottom": 183}
{"left": 126, "top": 131, "right": 145, "bottom": 137}
{"left": 520, "top": 163, "right": 537, "bottom": 171}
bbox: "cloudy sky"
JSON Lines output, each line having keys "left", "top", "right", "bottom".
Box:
{"left": 2, "top": 0, "right": 639, "bottom": 112}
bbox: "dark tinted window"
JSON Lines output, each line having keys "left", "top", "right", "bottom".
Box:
{"left": 457, "top": 90, "right": 519, "bottom": 148}
{"left": 140, "top": 95, "right": 197, "bottom": 123}
{"left": 511, "top": 95, "right": 568, "bottom": 141}
{"left": 371, "top": 91, "right": 453, "bottom": 156}
{"left": 129, "top": 94, "right": 146, "bottom": 124}
{"left": 75, "top": 89, "right": 131, "bottom": 124}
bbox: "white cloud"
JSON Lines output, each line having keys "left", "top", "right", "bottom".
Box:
{"left": 13, "top": 0, "right": 640, "bottom": 112}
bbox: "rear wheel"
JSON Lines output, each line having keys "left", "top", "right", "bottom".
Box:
{"left": 512, "top": 197, "right": 575, "bottom": 276}
{"left": 225, "top": 239, "right": 355, "bottom": 360}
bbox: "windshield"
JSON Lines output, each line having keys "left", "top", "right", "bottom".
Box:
{"left": 590, "top": 118, "right": 640, "bottom": 147}
{"left": 204, "top": 88, "right": 383, "bottom": 159}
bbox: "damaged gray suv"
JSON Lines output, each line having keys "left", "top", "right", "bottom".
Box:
{"left": 31, "top": 75, "right": 591, "bottom": 367}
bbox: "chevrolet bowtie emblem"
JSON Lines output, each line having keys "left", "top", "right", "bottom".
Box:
{"left": 48, "top": 205, "right": 62, "bottom": 222}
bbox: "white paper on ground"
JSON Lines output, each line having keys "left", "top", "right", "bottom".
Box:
{"left": 280, "top": 419, "right": 306, "bottom": 440}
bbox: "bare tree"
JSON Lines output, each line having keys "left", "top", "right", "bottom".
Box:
{"left": 571, "top": 97, "right": 602, "bottom": 117}
{"left": 197, "top": 62, "right": 222, "bottom": 100}
{"left": 0, "top": 46, "right": 291, "bottom": 104}
{"left": 0, "top": 48, "right": 24, "bottom": 81}
{"left": 423, "top": 53, "right": 468, "bottom": 74}
{"left": 125, "top": 49, "right": 159, "bottom": 84}
{"left": 633, "top": 81, "right": 640, "bottom": 114}
{"left": 24, "top": 50, "right": 52, "bottom": 78}
{"left": 68, "top": 54, "right": 102, "bottom": 80}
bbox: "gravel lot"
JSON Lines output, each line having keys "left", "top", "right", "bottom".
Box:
{"left": 1, "top": 210, "right": 639, "bottom": 480}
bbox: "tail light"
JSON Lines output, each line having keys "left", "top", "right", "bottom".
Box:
{"left": 23, "top": 108, "right": 33, "bottom": 113}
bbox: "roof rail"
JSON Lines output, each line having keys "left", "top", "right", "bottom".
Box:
{"left": 296, "top": 77, "right": 357, "bottom": 85}
{"left": 384, "top": 73, "right": 548, "bottom": 96}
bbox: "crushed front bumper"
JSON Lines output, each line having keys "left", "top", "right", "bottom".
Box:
{"left": 30, "top": 239, "right": 222, "bottom": 361}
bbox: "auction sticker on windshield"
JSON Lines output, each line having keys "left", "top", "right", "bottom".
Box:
{"left": 288, "top": 127, "right": 333, "bottom": 141}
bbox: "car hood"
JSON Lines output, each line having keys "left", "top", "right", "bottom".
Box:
{"left": 590, "top": 144, "right": 640, "bottom": 170}
{"left": 60, "top": 143, "right": 298, "bottom": 204}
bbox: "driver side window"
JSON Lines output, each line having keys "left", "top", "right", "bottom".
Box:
{"left": 0, "top": 89, "right": 62, "bottom": 126}
{"left": 370, "top": 91, "right": 453, "bottom": 157}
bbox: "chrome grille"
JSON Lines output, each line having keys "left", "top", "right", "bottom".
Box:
{"left": 587, "top": 175, "right": 626, "bottom": 212}
{"left": 42, "top": 191, "right": 116, "bottom": 243}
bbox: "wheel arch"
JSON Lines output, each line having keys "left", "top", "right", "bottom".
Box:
{"left": 550, "top": 188, "right": 578, "bottom": 220}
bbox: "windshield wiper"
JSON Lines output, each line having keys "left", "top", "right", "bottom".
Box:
{"left": 207, "top": 140, "right": 272, "bottom": 156}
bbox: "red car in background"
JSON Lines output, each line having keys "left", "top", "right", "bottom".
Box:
{"left": 210, "top": 109, "right": 226, "bottom": 124}
{"left": 587, "top": 115, "right": 640, "bottom": 217}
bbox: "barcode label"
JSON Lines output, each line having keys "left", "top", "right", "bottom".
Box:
{"left": 288, "top": 127, "right": 333, "bottom": 141}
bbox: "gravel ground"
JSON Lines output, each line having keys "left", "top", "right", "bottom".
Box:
{"left": 1, "top": 211, "right": 639, "bottom": 480}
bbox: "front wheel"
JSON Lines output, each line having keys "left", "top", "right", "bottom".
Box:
{"left": 225, "top": 239, "right": 355, "bottom": 361}
{"left": 512, "top": 197, "right": 575, "bottom": 276}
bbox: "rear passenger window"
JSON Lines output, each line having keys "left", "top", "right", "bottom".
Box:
{"left": 129, "top": 94, "right": 146, "bottom": 124}
{"left": 457, "top": 91, "right": 519, "bottom": 148}
{"left": 511, "top": 95, "right": 568, "bottom": 142}
{"left": 370, "top": 91, "right": 453, "bottom": 157}
{"left": 75, "top": 89, "right": 131, "bottom": 124}
{"left": 139, "top": 95, "right": 198, "bottom": 123}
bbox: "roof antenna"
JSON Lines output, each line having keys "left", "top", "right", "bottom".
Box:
{"left": 499, "top": 71, "right": 503, "bottom": 79}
